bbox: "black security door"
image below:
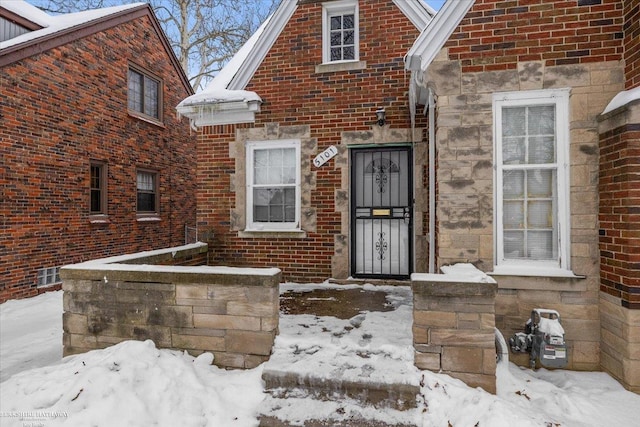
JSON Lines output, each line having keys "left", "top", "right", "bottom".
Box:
{"left": 351, "top": 147, "right": 412, "bottom": 278}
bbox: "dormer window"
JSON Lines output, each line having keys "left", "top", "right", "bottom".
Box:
{"left": 322, "top": 0, "right": 359, "bottom": 63}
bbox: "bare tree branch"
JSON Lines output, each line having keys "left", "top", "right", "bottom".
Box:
{"left": 30, "top": 0, "right": 280, "bottom": 91}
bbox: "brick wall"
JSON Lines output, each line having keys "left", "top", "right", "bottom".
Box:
{"left": 195, "top": 1, "right": 426, "bottom": 282}
{"left": 0, "top": 15, "right": 196, "bottom": 302}
{"left": 624, "top": 0, "right": 640, "bottom": 88}
{"left": 446, "top": 0, "right": 625, "bottom": 73}
{"left": 598, "top": 102, "right": 640, "bottom": 309}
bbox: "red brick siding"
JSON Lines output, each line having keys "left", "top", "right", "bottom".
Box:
{"left": 447, "top": 0, "right": 625, "bottom": 73}
{"left": 196, "top": 1, "right": 423, "bottom": 282}
{"left": 598, "top": 124, "right": 640, "bottom": 308}
{"left": 624, "top": 0, "right": 640, "bottom": 88}
{"left": 0, "top": 16, "right": 196, "bottom": 302}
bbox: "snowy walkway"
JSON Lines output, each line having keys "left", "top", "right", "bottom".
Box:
{"left": 2, "top": 286, "right": 640, "bottom": 427}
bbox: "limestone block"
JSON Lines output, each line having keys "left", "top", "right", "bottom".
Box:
{"left": 623, "top": 359, "right": 640, "bottom": 388}
{"left": 482, "top": 348, "right": 496, "bottom": 375}
{"left": 414, "top": 310, "right": 457, "bottom": 328}
{"left": 193, "top": 314, "right": 261, "bottom": 331}
{"left": 442, "top": 346, "right": 483, "bottom": 373}
{"left": 518, "top": 61, "right": 545, "bottom": 90}
{"left": 69, "top": 333, "right": 97, "bottom": 348}
{"left": 176, "top": 284, "right": 208, "bottom": 300}
{"left": 561, "top": 319, "right": 601, "bottom": 341}
{"left": 207, "top": 286, "right": 248, "bottom": 302}
{"left": 63, "top": 312, "right": 88, "bottom": 334}
{"left": 476, "top": 70, "right": 519, "bottom": 93}
{"left": 415, "top": 351, "right": 441, "bottom": 371}
{"left": 213, "top": 352, "right": 246, "bottom": 369}
{"left": 226, "top": 330, "right": 274, "bottom": 356}
{"left": 261, "top": 316, "right": 279, "bottom": 332}
{"left": 544, "top": 64, "right": 590, "bottom": 89}
{"left": 172, "top": 333, "right": 225, "bottom": 352}
{"left": 430, "top": 329, "right": 495, "bottom": 348}
{"left": 174, "top": 327, "right": 225, "bottom": 337}
{"left": 412, "top": 325, "right": 429, "bottom": 344}
{"left": 192, "top": 302, "right": 228, "bottom": 315}
{"left": 572, "top": 340, "right": 600, "bottom": 365}
{"left": 227, "top": 301, "right": 277, "bottom": 317}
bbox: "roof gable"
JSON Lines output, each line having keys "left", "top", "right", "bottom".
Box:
{"left": 177, "top": 0, "right": 434, "bottom": 127}
{"left": 0, "top": 2, "right": 192, "bottom": 94}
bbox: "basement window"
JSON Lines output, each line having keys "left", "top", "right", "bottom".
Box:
{"left": 37, "top": 266, "right": 60, "bottom": 288}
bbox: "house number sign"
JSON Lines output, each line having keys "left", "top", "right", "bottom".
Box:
{"left": 313, "top": 145, "right": 338, "bottom": 168}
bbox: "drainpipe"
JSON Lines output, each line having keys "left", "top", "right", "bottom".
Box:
{"left": 428, "top": 88, "right": 436, "bottom": 273}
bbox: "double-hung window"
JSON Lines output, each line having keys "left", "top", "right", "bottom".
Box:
{"left": 137, "top": 170, "right": 158, "bottom": 214}
{"left": 128, "top": 66, "right": 161, "bottom": 120}
{"left": 493, "top": 89, "right": 570, "bottom": 274}
{"left": 322, "top": 0, "right": 358, "bottom": 63}
{"left": 246, "top": 140, "right": 300, "bottom": 231}
{"left": 90, "top": 162, "right": 106, "bottom": 215}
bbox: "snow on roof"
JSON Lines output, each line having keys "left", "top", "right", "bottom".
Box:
{"left": 1, "top": 0, "right": 51, "bottom": 27}
{"left": 602, "top": 85, "right": 640, "bottom": 115}
{"left": 0, "top": 1, "right": 146, "bottom": 50}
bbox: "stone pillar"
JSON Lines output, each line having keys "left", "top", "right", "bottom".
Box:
{"left": 412, "top": 270, "right": 498, "bottom": 393}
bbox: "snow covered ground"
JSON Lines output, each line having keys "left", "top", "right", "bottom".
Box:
{"left": 1, "top": 286, "right": 639, "bottom": 427}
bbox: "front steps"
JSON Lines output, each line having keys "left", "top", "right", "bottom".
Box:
{"left": 258, "top": 368, "right": 421, "bottom": 427}
{"left": 257, "top": 283, "right": 421, "bottom": 427}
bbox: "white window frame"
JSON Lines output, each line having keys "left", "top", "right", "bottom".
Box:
{"left": 322, "top": 0, "right": 359, "bottom": 64}
{"left": 493, "top": 88, "right": 571, "bottom": 276}
{"left": 246, "top": 140, "right": 301, "bottom": 231}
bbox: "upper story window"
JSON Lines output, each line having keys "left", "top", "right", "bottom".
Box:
{"left": 90, "top": 162, "right": 107, "bottom": 215}
{"left": 246, "top": 140, "right": 301, "bottom": 231}
{"left": 493, "top": 89, "right": 571, "bottom": 275}
{"left": 322, "top": 0, "right": 359, "bottom": 63}
{"left": 128, "top": 65, "right": 162, "bottom": 121}
{"left": 137, "top": 170, "right": 158, "bottom": 215}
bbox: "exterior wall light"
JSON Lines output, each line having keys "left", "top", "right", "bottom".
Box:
{"left": 376, "top": 108, "right": 386, "bottom": 126}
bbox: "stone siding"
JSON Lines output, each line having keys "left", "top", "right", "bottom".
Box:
{"left": 61, "top": 244, "right": 280, "bottom": 369}
{"left": 426, "top": 24, "right": 625, "bottom": 369}
{"left": 412, "top": 273, "right": 498, "bottom": 394}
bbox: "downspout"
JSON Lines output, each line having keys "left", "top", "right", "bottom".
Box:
{"left": 428, "top": 88, "right": 436, "bottom": 273}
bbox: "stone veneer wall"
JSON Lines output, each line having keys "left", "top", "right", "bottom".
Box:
{"left": 424, "top": 53, "right": 625, "bottom": 370}
{"left": 412, "top": 273, "right": 498, "bottom": 394}
{"left": 597, "top": 98, "right": 640, "bottom": 392}
{"left": 61, "top": 243, "right": 281, "bottom": 369}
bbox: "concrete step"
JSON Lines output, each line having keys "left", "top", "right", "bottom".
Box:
{"left": 262, "top": 368, "right": 419, "bottom": 410}
{"left": 258, "top": 369, "right": 421, "bottom": 427}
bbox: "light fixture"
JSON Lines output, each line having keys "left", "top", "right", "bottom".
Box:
{"left": 375, "top": 108, "right": 386, "bottom": 126}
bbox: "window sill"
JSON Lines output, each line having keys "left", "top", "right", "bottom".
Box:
{"left": 137, "top": 215, "right": 161, "bottom": 222}
{"left": 89, "top": 215, "right": 110, "bottom": 224}
{"left": 315, "top": 60, "right": 366, "bottom": 74}
{"left": 489, "top": 266, "right": 587, "bottom": 292}
{"left": 127, "top": 111, "right": 165, "bottom": 128}
{"left": 239, "top": 229, "right": 307, "bottom": 239}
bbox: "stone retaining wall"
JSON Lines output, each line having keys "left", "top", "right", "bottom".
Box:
{"left": 412, "top": 270, "right": 498, "bottom": 393}
{"left": 61, "top": 243, "right": 281, "bottom": 369}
